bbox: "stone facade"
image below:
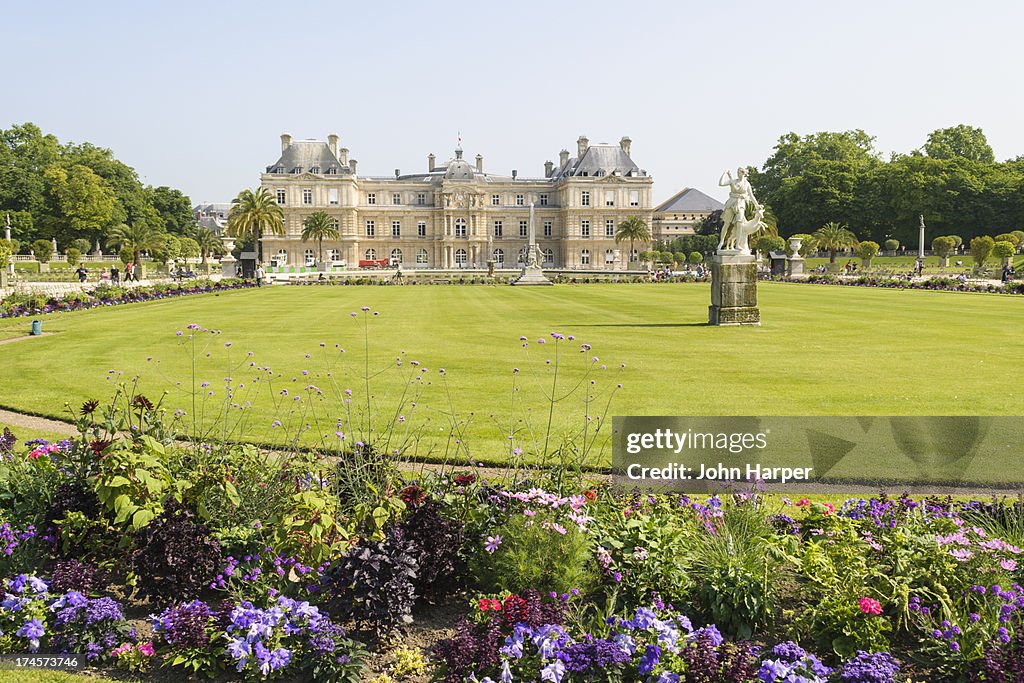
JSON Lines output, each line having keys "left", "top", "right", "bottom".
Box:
{"left": 260, "top": 134, "right": 653, "bottom": 270}
{"left": 651, "top": 187, "right": 724, "bottom": 243}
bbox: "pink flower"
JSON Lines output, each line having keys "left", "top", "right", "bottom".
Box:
{"left": 858, "top": 597, "right": 883, "bottom": 615}
{"left": 28, "top": 448, "right": 45, "bottom": 460}
{"left": 137, "top": 642, "right": 155, "bottom": 657}
{"left": 1001, "top": 559, "right": 1018, "bottom": 572}
{"left": 111, "top": 643, "right": 133, "bottom": 657}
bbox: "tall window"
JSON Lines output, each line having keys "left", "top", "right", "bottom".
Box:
{"left": 364, "top": 249, "right": 376, "bottom": 260}
{"left": 276, "top": 189, "right": 286, "bottom": 205}
{"left": 516, "top": 194, "right": 524, "bottom": 206}
{"left": 629, "top": 190, "right": 639, "bottom": 207}
{"left": 328, "top": 188, "right": 339, "bottom": 205}
{"left": 493, "top": 221, "right": 503, "bottom": 237}
{"left": 417, "top": 193, "right": 426, "bottom": 205}
{"left": 416, "top": 249, "right": 428, "bottom": 264}
{"left": 455, "top": 218, "right": 467, "bottom": 238}
{"left": 580, "top": 249, "right": 590, "bottom": 265}
{"left": 392, "top": 221, "right": 401, "bottom": 237}
{"left": 275, "top": 249, "right": 288, "bottom": 265}
{"left": 606, "top": 219, "right": 615, "bottom": 237}
{"left": 417, "top": 221, "right": 426, "bottom": 237}
{"left": 493, "top": 248, "right": 504, "bottom": 264}
{"left": 332, "top": 217, "right": 340, "bottom": 230}
{"left": 328, "top": 249, "right": 340, "bottom": 262}
{"left": 491, "top": 194, "right": 500, "bottom": 206}
{"left": 605, "top": 249, "right": 615, "bottom": 264}
{"left": 581, "top": 191, "right": 590, "bottom": 207}
{"left": 519, "top": 220, "right": 528, "bottom": 237}
{"left": 539, "top": 193, "right": 548, "bottom": 206}
{"left": 543, "top": 220, "right": 552, "bottom": 237}
{"left": 581, "top": 220, "right": 590, "bottom": 237}
{"left": 392, "top": 193, "right": 401, "bottom": 205}
{"left": 365, "top": 220, "right": 375, "bottom": 237}
{"left": 543, "top": 248, "right": 554, "bottom": 265}
{"left": 304, "top": 249, "right": 315, "bottom": 262}
{"left": 605, "top": 190, "right": 615, "bottom": 207}
{"left": 390, "top": 248, "right": 403, "bottom": 263}
{"left": 302, "top": 188, "right": 313, "bottom": 205}
{"left": 455, "top": 248, "right": 467, "bottom": 266}
{"left": 367, "top": 193, "right": 376, "bottom": 205}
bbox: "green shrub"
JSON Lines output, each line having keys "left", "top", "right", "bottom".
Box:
{"left": 31, "top": 239, "right": 53, "bottom": 262}
{"left": 471, "top": 510, "right": 598, "bottom": 596}
{"left": 994, "top": 233, "right": 1019, "bottom": 247}
{"left": 70, "top": 238, "right": 92, "bottom": 254}
{"left": 856, "top": 240, "right": 880, "bottom": 260}
{"left": 672, "top": 251, "right": 687, "bottom": 265}
{"left": 0, "top": 240, "right": 10, "bottom": 270}
{"left": 992, "top": 240, "right": 1015, "bottom": 259}
{"left": 689, "top": 251, "right": 704, "bottom": 264}
{"left": 931, "top": 236, "right": 956, "bottom": 259}
{"left": 119, "top": 247, "right": 133, "bottom": 265}
{"left": 970, "top": 236, "right": 995, "bottom": 265}
{"left": 884, "top": 239, "right": 900, "bottom": 253}
{"left": 65, "top": 247, "right": 81, "bottom": 267}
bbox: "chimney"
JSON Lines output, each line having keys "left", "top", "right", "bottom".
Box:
{"left": 349, "top": 159, "right": 358, "bottom": 175}
{"left": 475, "top": 154, "right": 483, "bottom": 173}
{"left": 428, "top": 153, "right": 436, "bottom": 172}
{"left": 544, "top": 160, "right": 554, "bottom": 177}
{"left": 577, "top": 135, "right": 589, "bottom": 158}
{"left": 339, "top": 147, "right": 349, "bottom": 165}
{"left": 620, "top": 136, "right": 632, "bottom": 157}
{"left": 395, "top": 169, "right": 401, "bottom": 179}
{"left": 327, "top": 133, "right": 339, "bottom": 158}
{"left": 280, "top": 133, "right": 292, "bottom": 152}
{"left": 512, "top": 169, "right": 518, "bottom": 180}
{"left": 559, "top": 149, "right": 570, "bottom": 166}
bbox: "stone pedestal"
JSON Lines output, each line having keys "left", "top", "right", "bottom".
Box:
{"left": 39, "top": 262, "right": 50, "bottom": 273}
{"left": 709, "top": 251, "right": 759, "bottom": 326}
{"left": 786, "top": 256, "right": 805, "bottom": 276}
{"left": 511, "top": 264, "right": 552, "bottom": 286}
{"left": 487, "top": 260, "right": 495, "bottom": 277}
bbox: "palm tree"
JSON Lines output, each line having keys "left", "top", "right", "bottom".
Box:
{"left": 226, "top": 188, "right": 284, "bottom": 263}
{"left": 615, "top": 216, "right": 651, "bottom": 265}
{"left": 193, "top": 227, "right": 223, "bottom": 264}
{"left": 105, "top": 222, "right": 165, "bottom": 267}
{"left": 813, "top": 222, "right": 859, "bottom": 264}
{"left": 301, "top": 211, "right": 339, "bottom": 262}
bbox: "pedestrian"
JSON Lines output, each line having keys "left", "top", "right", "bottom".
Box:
{"left": 75, "top": 265, "right": 88, "bottom": 283}
{"left": 100, "top": 267, "right": 110, "bottom": 283}
{"left": 255, "top": 263, "right": 265, "bottom": 287}
{"left": 110, "top": 265, "right": 120, "bottom": 284}
{"left": 124, "top": 262, "right": 134, "bottom": 282}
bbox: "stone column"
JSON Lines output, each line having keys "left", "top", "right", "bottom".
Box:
{"left": 708, "top": 252, "right": 760, "bottom": 325}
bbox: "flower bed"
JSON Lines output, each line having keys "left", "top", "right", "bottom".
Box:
{"left": 770, "top": 273, "right": 1024, "bottom": 294}
{"left": 0, "top": 279, "right": 256, "bottom": 319}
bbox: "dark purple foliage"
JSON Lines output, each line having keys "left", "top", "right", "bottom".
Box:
{"left": 132, "top": 501, "right": 222, "bottom": 604}
{"left": 152, "top": 600, "right": 213, "bottom": 648}
{"left": 969, "top": 630, "right": 1024, "bottom": 683}
{"left": 49, "top": 559, "right": 108, "bottom": 594}
{"left": 401, "top": 498, "right": 465, "bottom": 602}
{"left": 432, "top": 617, "right": 504, "bottom": 683}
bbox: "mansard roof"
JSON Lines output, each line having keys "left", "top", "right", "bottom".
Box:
{"left": 266, "top": 140, "right": 346, "bottom": 174}
{"left": 654, "top": 187, "right": 724, "bottom": 214}
{"left": 556, "top": 144, "right": 643, "bottom": 178}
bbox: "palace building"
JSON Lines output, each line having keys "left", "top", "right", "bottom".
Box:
{"left": 260, "top": 133, "right": 654, "bottom": 270}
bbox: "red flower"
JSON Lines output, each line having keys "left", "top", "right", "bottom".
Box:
{"left": 478, "top": 598, "right": 491, "bottom": 611}
{"left": 583, "top": 489, "right": 597, "bottom": 502}
{"left": 858, "top": 597, "right": 883, "bottom": 615}
{"left": 401, "top": 485, "right": 426, "bottom": 506}
{"left": 454, "top": 473, "right": 476, "bottom": 486}
{"left": 796, "top": 498, "right": 811, "bottom": 507}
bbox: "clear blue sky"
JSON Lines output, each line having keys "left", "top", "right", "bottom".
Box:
{"left": 3, "top": 0, "right": 1022, "bottom": 205}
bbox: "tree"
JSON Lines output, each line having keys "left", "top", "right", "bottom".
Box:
{"left": 788, "top": 233, "right": 816, "bottom": 257}
{"left": 931, "top": 236, "right": 956, "bottom": 261}
{"left": 614, "top": 216, "right": 651, "bottom": 263}
{"left": 301, "top": 211, "right": 339, "bottom": 262}
{"left": 43, "top": 164, "right": 120, "bottom": 245}
{"left": 106, "top": 222, "right": 165, "bottom": 267}
{"left": 884, "top": 239, "right": 900, "bottom": 254}
{"left": 227, "top": 188, "right": 284, "bottom": 263}
{"left": 994, "top": 233, "right": 1020, "bottom": 247}
{"left": 32, "top": 238, "right": 53, "bottom": 263}
{"left": 856, "top": 240, "right": 880, "bottom": 265}
{"left": 1012, "top": 231, "right": 1024, "bottom": 251}
{"left": 70, "top": 237, "right": 91, "bottom": 254}
{"left": 813, "top": 222, "right": 859, "bottom": 263}
{"left": 992, "top": 241, "right": 1015, "bottom": 260}
{"left": 147, "top": 186, "right": 195, "bottom": 235}
{"left": 0, "top": 240, "right": 10, "bottom": 270}
{"left": 179, "top": 237, "right": 201, "bottom": 260}
{"left": 924, "top": 125, "right": 995, "bottom": 163}
{"left": 688, "top": 252, "right": 703, "bottom": 264}
{"left": 970, "top": 236, "right": 995, "bottom": 266}
{"left": 695, "top": 210, "right": 723, "bottom": 236}
{"left": 752, "top": 235, "right": 786, "bottom": 259}
{"left": 672, "top": 252, "right": 687, "bottom": 266}
{"left": 193, "top": 227, "right": 223, "bottom": 264}
{"left": 66, "top": 247, "right": 81, "bottom": 267}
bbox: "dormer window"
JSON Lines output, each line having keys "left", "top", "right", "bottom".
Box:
{"left": 310, "top": 166, "right": 320, "bottom": 174}
{"left": 274, "top": 167, "right": 284, "bottom": 174}
{"left": 291, "top": 167, "right": 302, "bottom": 174}
{"left": 326, "top": 167, "right": 337, "bottom": 175}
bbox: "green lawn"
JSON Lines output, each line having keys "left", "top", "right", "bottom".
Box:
{"left": 0, "top": 283, "right": 1020, "bottom": 470}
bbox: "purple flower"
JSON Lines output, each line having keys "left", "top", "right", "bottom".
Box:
{"left": 484, "top": 535, "right": 502, "bottom": 553}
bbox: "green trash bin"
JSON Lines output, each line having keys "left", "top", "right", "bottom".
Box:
{"left": 31, "top": 320, "right": 42, "bottom": 336}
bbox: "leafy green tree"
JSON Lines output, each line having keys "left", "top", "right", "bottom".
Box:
{"left": 179, "top": 237, "right": 201, "bottom": 260}
{"left": 931, "top": 236, "right": 956, "bottom": 261}
{"left": 32, "top": 238, "right": 53, "bottom": 262}
{"left": 949, "top": 235, "right": 963, "bottom": 248}
{"left": 615, "top": 216, "right": 651, "bottom": 262}
{"left": 813, "top": 222, "right": 859, "bottom": 263}
{"left": 70, "top": 237, "right": 91, "bottom": 254}
{"left": 227, "top": 188, "right": 284, "bottom": 263}
{"left": 193, "top": 227, "right": 223, "bottom": 264}
{"left": 119, "top": 247, "right": 133, "bottom": 265}
{"left": 752, "top": 235, "right": 786, "bottom": 258}
{"left": 992, "top": 241, "right": 1015, "bottom": 260}
{"left": 0, "top": 123, "right": 61, "bottom": 227}
{"left": 695, "top": 210, "right": 723, "bottom": 236}
{"left": 688, "top": 251, "right": 703, "bottom": 264}
{"left": 0, "top": 240, "right": 10, "bottom": 270}
{"left": 672, "top": 252, "right": 687, "bottom": 266}
{"left": 994, "top": 233, "right": 1020, "bottom": 247}
{"left": 884, "top": 239, "right": 900, "bottom": 253}
{"left": 301, "top": 211, "right": 339, "bottom": 262}
{"left": 65, "top": 247, "right": 81, "bottom": 267}
{"left": 1012, "top": 231, "right": 1024, "bottom": 250}
{"left": 161, "top": 235, "right": 181, "bottom": 262}
{"left": 43, "top": 164, "right": 120, "bottom": 245}
{"left": 856, "top": 240, "right": 880, "bottom": 264}
{"left": 970, "top": 236, "right": 995, "bottom": 266}
{"left": 924, "top": 125, "right": 995, "bottom": 163}
{"left": 0, "top": 210, "right": 34, "bottom": 243}
{"left": 106, "top": 222, "right": 165, "bottom": 267}
{"left": 147, "top": 186, "right": 195, "bottom": 234}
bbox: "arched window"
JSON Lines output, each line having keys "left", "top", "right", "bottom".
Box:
{"left": 543, "top": 248, "right": 554, "bottom": 266}
{"left": 416, "top": 249, "right": 429, "bottom": 264}
{"left": 454, "top": 218, "right": 467, "bottom": 238}
{"left": 454, "top": 248, "right": 467, "bottom": 266}
{"left": 304, "top": 249, "right": 315, "bottom": 263}
{"left": 605, "top": 249, "right": 615, "bottom": 264}
{"left": 364, "top": 248, "right": 376, "bottom": 260}
{"left": 630, "top": 249, "right": 638, "bottom": 262}
{"left": 275, "top": 249, "right": 288, "bottom": 265}
{"left": 327, "top": 249, "right": 340, "bottom": 262}
{"left": 493, "top": 248, "right": 504, "bottom": 264}
{"left": 580, "top": 249, "right": 590, "bottom": 265}
{"left": 390, "top": 248, "right": 403, "bottom": 263}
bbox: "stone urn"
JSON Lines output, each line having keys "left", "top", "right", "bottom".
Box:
{"left": 788, "top": 237, "right": 803, "bottom": 256}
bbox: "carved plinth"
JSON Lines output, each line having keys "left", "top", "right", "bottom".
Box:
{"left": 786, "top": 256, "right": 805, "bottom": 276}
{"left": 709, "top": 251, "right": 759, "bottom": 326}
{"left": 511, "top": 264, "right": 553, "bottom": 286}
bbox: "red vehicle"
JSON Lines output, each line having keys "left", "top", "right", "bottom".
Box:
{"left": 358, "top": 258, "right": 395, "bottom": 269}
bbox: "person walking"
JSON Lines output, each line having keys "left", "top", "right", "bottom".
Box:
{"left": 110, "top": 265, "right": 120, "bottom": 284}
{"left": 255, "top": 263, "right": 265, "bottom": 287}
{"left": 75, "top": 265, "right": 88, "bottom": 283}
